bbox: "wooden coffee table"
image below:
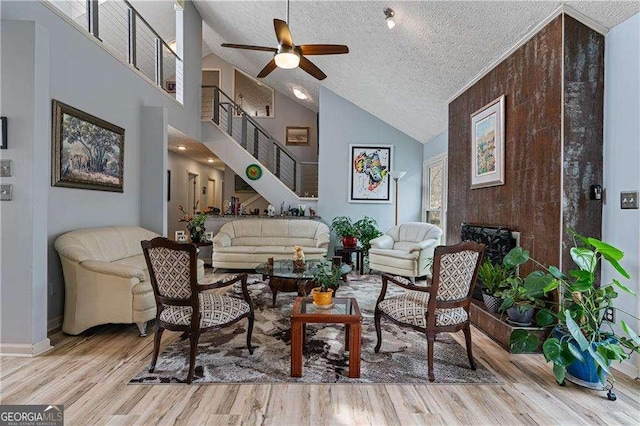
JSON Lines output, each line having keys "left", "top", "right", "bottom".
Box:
{"left": 256, "top": 259, "right": 351, "bottom": 307}
{"left": 290, "top": 296, "right": 362, "bottom": 378}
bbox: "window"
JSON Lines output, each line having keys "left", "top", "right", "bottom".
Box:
{"left": 423, "top": 154, "right": 448, "bottom": 241}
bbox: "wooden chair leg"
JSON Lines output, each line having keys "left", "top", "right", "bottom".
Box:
{"left": 246, "top": 314, "right": 255, "bottom": 355}
{"left": 463, "top": 323, "right": 477, "bottom": 370}
{"left": 148, "top": 326, "right": 164, "bottom": 373}
{"left": 186, "top": 331, "right": 201, "bottom": 384}
{"left": 427, "top": 331, "right": 435, "bottom": 382}
{"left": 374, "top": 309, "right": 382, "bottom": 353}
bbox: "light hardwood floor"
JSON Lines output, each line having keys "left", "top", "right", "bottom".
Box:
{"left": 1, "top": 320, "right": 638, "bottom": 425}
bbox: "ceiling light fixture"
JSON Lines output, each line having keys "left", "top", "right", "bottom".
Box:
{"left": 384, "top": 8, "right": 395, "bottom": 29}
{"left": 293, "top": 88, "right": 308, "bottom": 100}
{"left": 168, "top": 40, "right": 177, "bottom": 53}
{"left": 207, "top": 158, "right": 215, "bottom": 163}
{"left": 274, "top": 46, "right": 300, "bottom": 69}
{"left": 177, "top": 145, "right": 186, "bottom": 150}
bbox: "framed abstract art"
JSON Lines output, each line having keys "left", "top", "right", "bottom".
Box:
{"left": 349, "top": 145, "right": 392, "bottom": 203}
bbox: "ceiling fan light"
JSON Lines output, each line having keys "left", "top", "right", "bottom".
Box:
{"left": 386, "top": 17, "right": 395, "bottom": 29}
{"left": 293, "top": 88, "right": 308, "bottom": 99}
{"left": 274, "top": 51, "right": 300, "bottom": 69}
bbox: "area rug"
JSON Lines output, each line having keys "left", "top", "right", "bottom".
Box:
{"left": 130, "top": 273, "right": 501, "bottom": 384}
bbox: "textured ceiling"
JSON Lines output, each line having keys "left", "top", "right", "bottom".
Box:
{"left": 168, "top": 126, "right": 225, "bottom": 169}
{"left": 193, "top": 1, "right": 639, "bottom": 143}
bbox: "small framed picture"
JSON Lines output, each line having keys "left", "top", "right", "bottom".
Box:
{"left": 1, "top": 117, "right": 7, "bottom": 149}
{"left": 165, "top": 81, "right": 177, "bottom": 93}
{"left": 286, "top": 126, "right": 309, "bottom": 145}
{"left": 175, "top": 230, "right": 187, "bottom": 242}
{"left": 205, "top": 231, "right": 214, "bottom": 241}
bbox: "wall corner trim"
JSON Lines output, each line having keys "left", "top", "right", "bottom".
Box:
{"left": 0, "top": 338, "right": 53, "bottom": 357}
{"left": 447, "top": 4, "right": 608, "bottom": 104}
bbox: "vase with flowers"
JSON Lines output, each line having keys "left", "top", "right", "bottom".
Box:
{"left": 178, "top": 204, "right": 208, "bottom": 243}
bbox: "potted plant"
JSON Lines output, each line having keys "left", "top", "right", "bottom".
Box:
{"left": 311, "top": 259, "right": 344, "bottom": 307}
{"left": 477, "top": 260, "right": 514, "bottom": 313}
{"left": 495, "top": 276, "right": 546, "bottom": 325}
{"left": 178, "top": 205, "right": 208, "bottom": 243}
{"left": 353, "top": 216, "right": 383, "bottom": 257}
{"left": 503, "top": 230, "right": 640, "bottom": 400}
{"left": 331, "top": 216, "right": 358, "bottom": 248}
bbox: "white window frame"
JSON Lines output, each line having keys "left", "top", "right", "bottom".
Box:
{"left": 422, "top": 153, "right": 448, "bottom": 242}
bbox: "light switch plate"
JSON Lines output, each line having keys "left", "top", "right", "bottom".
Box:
{"left": 0, "top": 184, "right": 12, "bottom": 201}
{"left": 0, "top": 160, "right": 12, "bottom": 177}
{"left": 621, "top": 191, "right": 639, "bottom": 209}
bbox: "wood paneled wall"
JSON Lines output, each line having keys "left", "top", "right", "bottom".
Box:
{"left": 447, "top": 14, "right": 604, "bottom": 273}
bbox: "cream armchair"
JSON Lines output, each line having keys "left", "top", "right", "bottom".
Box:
{"left": 368, "top": 222, "right": 443, "bottom": 278}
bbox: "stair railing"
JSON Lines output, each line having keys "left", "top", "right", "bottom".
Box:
{"left": 212, "top": 86, "right": 308, "bottom": 195}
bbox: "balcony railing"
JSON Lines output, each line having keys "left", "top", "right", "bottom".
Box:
{"left": 45, "top": 0, "right": 181, "bottom": 100}
{"left": 211, "top": 86, "right": 318, "bottom": 198}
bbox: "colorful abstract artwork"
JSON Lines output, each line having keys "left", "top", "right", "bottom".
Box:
{"left": 471, "top": 95, "right": 505, "bottom": 189}
{"left": 349, "top": 145, "right": 392, "bottom": 203}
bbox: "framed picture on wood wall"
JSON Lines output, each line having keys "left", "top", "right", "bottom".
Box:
{"left": 51, "top": 100, "right": 125, "bottom": 192}
{"left": 349, "top": 144, "right": 392, "bottom": 203}
{"left": 470, "top": 95, "right": 505, "bottom": 189}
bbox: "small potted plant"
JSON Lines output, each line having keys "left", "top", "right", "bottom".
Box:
{"left": 331, "top": 216, "right": 358, "bottom": 248}
{"left": 353, "top": 216, "right": 383, "bottom": 258}
{"left": 178, "top": 205, "right": 208, "bottom": 243}
{"left": 477, "top": 260, "right": 514, "bottom": 313}
{"left": 311, "top": 258, "right": 344, "bottom": 307}
{"left": 495, "top": 276, "right": 546, "bottom": 326}
{"left": 503, "top": 229, "right": 640, "bottom": 400}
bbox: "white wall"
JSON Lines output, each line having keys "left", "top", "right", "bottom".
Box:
{"left": 0, "top": 0, "right": 203, "bottom": 330}
{"left": 201, "top": 52, "right": 318, "bottom": 162}
{"left": 167, "top": 151, "right": 224, "bottom": 240}
{"left": 318, "top": 87, "right": 424, "bottom": 241}
{"left": 603, "top": 13, "right": 640, "bottom": 377}
{"left": 0, "top": 21, "right": 50, "bottom": 353}
{"left": 423, "top": 131, "right": 448, "bottom": 160}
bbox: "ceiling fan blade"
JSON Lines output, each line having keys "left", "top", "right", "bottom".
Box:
{"left": 221, "top": 43, "right": 277, "bottom": 52}
{"left": 257, "top": 59, "right": 277, "bottom": 78}
{"left": 274, "top": 19, "right": 294, "bottom": 47}
{"left": 298, "top": 56, "right": 327, "bottom": 80}
{"left": 298, "top": 44, "right": 349, "bottom": 55}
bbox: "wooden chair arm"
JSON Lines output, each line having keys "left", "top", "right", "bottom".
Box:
{"left": 198, "top": 273, "right": 252, "bottom": 307}
{"left": 381, "top": 274, "right": 431, "bottom": 292}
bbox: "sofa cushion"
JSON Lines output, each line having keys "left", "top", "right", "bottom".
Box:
{"left": 369, "top": 248, "right": 418, "bottom": 260}
{"left": 55, "top": 226, "right": 159, "bottom": 263}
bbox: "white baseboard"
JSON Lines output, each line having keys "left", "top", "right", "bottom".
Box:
{"left": 611, "top": 360, "right": 639, "bottom": 380}
{"left": 48, "top": 316, "right": 63, "bottom": 332}
{"left": 0, "top": 338, "right": 53, "bottom": 357}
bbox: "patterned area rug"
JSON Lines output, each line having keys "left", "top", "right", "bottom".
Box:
{"left": 130, "top": 273, "right": 501, "bottom": 384}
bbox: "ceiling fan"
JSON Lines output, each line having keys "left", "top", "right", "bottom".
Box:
{"left": 220, "top": 1, "right": 349, "bottom": 80}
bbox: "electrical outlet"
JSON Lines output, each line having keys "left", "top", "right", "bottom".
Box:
{"left": 621, "top": 191, "right": 639, "bottom": 209}
{"left": 603, "top": 307, "right": 615, "bottom": 323}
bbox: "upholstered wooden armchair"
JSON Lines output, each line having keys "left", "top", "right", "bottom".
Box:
{"left": 141, "top": 237, "right": 254, "bottom": 384}
{"left": 374, "top": 241, "right": 485, "bottom": 382}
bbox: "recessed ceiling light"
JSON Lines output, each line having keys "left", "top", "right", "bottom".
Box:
{"left": 177, "top": 145, "right": 186, "bottom": 150}
{"left": 207, "top": 158, "right": 215, "bottom": 163}
{"left": 293, "top": 88, "right": 308, "bottom": 100}
{"left": 384, "top": 8, "right": 395, "bottom": 29}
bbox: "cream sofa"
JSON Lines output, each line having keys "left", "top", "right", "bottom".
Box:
{"left": 211, "top": 219, "right": 330, "bottom": 269}
{"left": 54, "top": 226, "right": 205, "bottom": 336}
{"left": 369, "top": 222, "right": 443, "bottom": 278}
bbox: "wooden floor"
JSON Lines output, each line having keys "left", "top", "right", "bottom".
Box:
{"left": 1, "top": 321, "right": 638, "bottom": 425}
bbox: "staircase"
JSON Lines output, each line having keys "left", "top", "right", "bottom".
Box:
{"left": 201, "top": 87, "right": 318, "bottom": 209}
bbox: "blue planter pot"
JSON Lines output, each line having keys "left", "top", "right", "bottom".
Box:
{"left": 552, "top": 327, "right": 615, "bottom": 389}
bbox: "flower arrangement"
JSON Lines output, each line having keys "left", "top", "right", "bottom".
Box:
{"left": 178, "top": 204, "right": 208, "bottom": 243}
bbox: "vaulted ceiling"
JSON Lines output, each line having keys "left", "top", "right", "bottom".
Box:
{"left": 194, "top": 1, "right": 638, "bottom": 143}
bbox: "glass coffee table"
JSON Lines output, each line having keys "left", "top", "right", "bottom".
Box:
{"left": 256, "top": 259, "right": 351, "bottom": 307}
{"left": 290, "top": 296, "right": 363, "bottom": 378}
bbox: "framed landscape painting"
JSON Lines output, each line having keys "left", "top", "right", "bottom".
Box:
{"left": 470, "top": 95, "right": 505, "bottom": 189}
{"left": 349, "top": 144, "right": 392, "bottom": 203}
{"left": 52, "top": 100, "right": 125, "bottom": 192}
{"left": 286, "top": 126, "right": 309, "bottom": 145}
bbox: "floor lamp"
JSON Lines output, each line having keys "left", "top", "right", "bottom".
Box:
{"left": 389, "top": 171, "right": 407, "bottom": 225}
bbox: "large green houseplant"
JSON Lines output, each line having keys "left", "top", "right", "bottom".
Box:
{"left": 504, "top": 230, "right": 640, "bottom": 397}
{"left": 353, "top": 216, "right": 383, "bottom": 257}
{"left": 330, "top": 216, "right": 358, "bottom": 248}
